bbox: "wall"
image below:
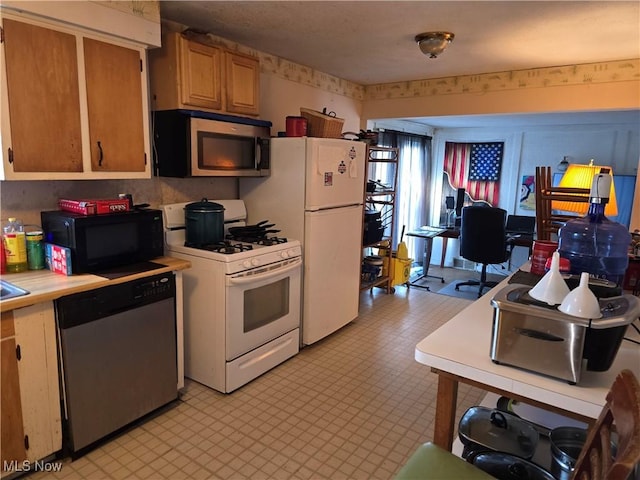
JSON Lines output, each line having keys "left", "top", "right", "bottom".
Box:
{"left": 259, "top": 71, "right": 362, "bottom": 136}
{"left": 433, "top": 123, "right": 638, "bottom": 213}
{"left": 362, "top": 60, "right": 640, "bottom": 118}
{"left": 0, "top": 178, "right": 238, "bottom": 227}
{"left": 428, "top": 123, "right": 639, "bottom": 268}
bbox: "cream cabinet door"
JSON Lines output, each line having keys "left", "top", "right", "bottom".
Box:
{"left": 1, "top": 311, "right": 27, "bottom": 469}
{"left": 13, "top": 302, "right": 61, "bottom": 464}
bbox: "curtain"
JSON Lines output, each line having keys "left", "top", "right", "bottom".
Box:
{"left": 372, "top": 131, "right": 432, "bottom": 263}
{"left": 444, "top": 142, "right": 503, "bottom": 206}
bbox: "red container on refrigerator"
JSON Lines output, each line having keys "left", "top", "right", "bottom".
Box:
{"left": 285, "top": 116, "right": 308, "bottom": 137}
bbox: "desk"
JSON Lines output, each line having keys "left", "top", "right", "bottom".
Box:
{"left": 406, "top": 227, "right": 446, "bottom": 289}
{"left": 436, "top": 227, "right": 460, "bottom": 268}
{"left": 435, "top": 228, "right": 534, "bottom": 269}
{"left": 414, "top": 271, "right": 640, "bottom": 451}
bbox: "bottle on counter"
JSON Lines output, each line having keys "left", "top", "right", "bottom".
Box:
{"left": 3, "top": 217, "right": 28, "bottom": 273}
{"left": 558, "top": 172, "right": 631, "bottom": 286}
{"left": 0, "top": 240, "right": 6, "bottom": 274}
{"left": 25, "top": 227, "right": 45, "bottom": 270}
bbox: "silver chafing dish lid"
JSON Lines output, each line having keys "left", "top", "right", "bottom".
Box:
{"left": 490, "top": 284, "right": 640, "bottom": 329}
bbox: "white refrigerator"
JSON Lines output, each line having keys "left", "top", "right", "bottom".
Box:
{"left": 240, "top": 137, "right": 366, "bottom": 345}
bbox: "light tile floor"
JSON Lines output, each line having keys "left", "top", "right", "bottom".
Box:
{"left": 28, "top": 267, "right": 489, "bottom": 480}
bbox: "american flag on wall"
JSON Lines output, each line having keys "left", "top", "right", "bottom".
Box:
{"left": 443, "top": 142, "right": 503, "bottom": 205}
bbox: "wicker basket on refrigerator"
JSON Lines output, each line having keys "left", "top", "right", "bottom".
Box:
{"left": 300, "top": 107, "right": 344, "bottom": 138}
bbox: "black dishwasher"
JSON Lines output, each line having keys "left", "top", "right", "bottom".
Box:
{"left": 56, "top": 272, "right": 178, "bottom": 456}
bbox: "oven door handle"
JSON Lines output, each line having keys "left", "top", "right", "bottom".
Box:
{"left": 228, "top": 258, "right": 302, "bottom": 285}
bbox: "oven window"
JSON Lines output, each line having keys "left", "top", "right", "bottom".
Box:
{"left": 243, "top": 277, "right": 290, "bottom": 332}
{"left": 85, "top": 223, "right": 137, "bottom": 260}
{"left": 198, "top": 132, "right": 255, "bottom": 170}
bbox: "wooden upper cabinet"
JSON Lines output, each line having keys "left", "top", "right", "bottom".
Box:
{"left": 0, "top": 16, "right": 151, "bottom": 180}
{"left": 225, "top": 51, "right": 260, "bottom": 116}
{"left": 2, "top": 18, "right": 83, "bottom": 173}
{"left": 83, "top": 38, "right": 146, "bottom": 172}
{"left": 149, "top": 32, "right": 259, "bottom": 117}
{"left": 179, "top": 38, "right": 222, "bottom": 110}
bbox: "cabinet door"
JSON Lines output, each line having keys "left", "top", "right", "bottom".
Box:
{"left": 1, "top": 312, "right": 26, "bottom": 466}
{"left": 2, "top": 18, "right": 83, "bottom": 172}
{"left": 84, "top": 37, "right": 146, "bottom": 172}
{"left": 13, "top": 303, "right": 61, "bottom": 463}
{"left": 179, "top": 38, "right": 222, "bottom": 110}
{"left": 225, "top": 51, "right": 260, "bottom": 116}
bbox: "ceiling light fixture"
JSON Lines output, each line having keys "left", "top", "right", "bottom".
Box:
{"left": 415, "top": 31, "right": 455, "bottom": 58}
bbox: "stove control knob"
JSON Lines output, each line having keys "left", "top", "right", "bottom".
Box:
{"left": 242, "top": 260, "right": 252, "bottom": 268}
{"left": 251, "top": 258, "right": 260, "bottom": 266}
{"left": 280, "top": 251, "right": 289, "bottom": 259}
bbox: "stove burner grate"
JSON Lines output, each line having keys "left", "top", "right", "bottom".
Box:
{"left": 226, "top": 234, "right": 288, "bottom": 246}
{"left": 186, "top": 241, "right": 253, "bottom": 254}
{"left": 255, "top": 237, "right": 288, "bottom": 246}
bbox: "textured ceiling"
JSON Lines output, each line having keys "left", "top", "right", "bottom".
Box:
{"left": 159, "top": 1, "right": 640, "bottom": 85}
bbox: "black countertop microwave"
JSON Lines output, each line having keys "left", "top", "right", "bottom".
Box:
{"left": 152, "top": 109, "right": 272, "bottom": 177}
{"left": 41, "top": 209, "right": 164, "bottom": 273}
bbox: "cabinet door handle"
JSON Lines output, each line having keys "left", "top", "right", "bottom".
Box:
{"left": 97, "top": 141, "right": 103, "bottom": 166}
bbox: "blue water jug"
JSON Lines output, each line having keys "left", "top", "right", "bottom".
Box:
{"left": 558, "top": 201, "right": 631, "bottom": 286}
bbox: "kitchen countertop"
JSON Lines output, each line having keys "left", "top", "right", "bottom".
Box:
{"left": 0, "top": 256, "right": 191, "bottom": 312}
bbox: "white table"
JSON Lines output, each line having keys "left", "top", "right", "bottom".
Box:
{"left": 415, "top": 274, "right": 640, "bottom": 451}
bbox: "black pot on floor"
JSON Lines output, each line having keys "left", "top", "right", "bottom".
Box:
{"left": 458, "top": 407, "right": 539, "bottom": 460}
{"left": 470, "top": 452, "right": 555, "bottom": 480}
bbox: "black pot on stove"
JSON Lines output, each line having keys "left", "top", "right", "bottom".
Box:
{"left": 184, "top": 198, "right": 225, "bottom": 247}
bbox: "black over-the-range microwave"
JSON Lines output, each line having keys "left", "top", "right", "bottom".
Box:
{"left": 152, "top": 109, "right": 272, "bottom": 177}
{"left": 41, "top": 209, "right": 164, "bottom": 273}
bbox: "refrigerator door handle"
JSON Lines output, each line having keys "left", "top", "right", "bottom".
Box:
{"left": 307, "top": 203, "right": 363, "bottom": 212}
{"left": 349, "top": 159, "right": 358, "bottom": 178}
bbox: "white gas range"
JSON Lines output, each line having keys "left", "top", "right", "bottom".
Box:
{"left": 162, "top": 200, "right": 302, "bottom": 393}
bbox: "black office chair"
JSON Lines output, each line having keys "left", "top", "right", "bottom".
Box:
{"left": 455, "top": 206, "right": 510, "bottom": 297}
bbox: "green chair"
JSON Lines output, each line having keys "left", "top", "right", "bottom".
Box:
{"left": 394, "top": 442, "right": 494, "bottom": 479}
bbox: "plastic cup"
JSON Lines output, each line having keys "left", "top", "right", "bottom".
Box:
{"left": 531, "top": 240, "right": 558, "bottom": 275}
